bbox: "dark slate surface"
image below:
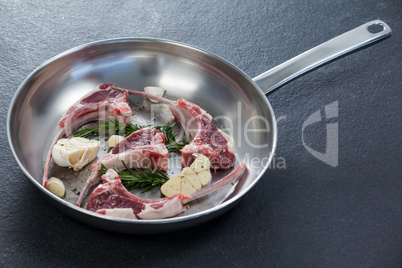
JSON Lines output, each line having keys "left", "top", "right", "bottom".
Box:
{"left": 1, "top": 0, "right": 401, "bottom": 267}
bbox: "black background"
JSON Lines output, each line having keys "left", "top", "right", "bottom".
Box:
{"left": 1, "top": 0, "right": 401, "bottom": 266}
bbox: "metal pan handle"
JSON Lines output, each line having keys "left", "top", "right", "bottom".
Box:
{"left": 253, "top": 20, "right": 392, "bottom": 95}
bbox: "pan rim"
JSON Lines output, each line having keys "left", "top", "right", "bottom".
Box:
{"left": 7, "top": 37, "right": 278, "bottom": 226}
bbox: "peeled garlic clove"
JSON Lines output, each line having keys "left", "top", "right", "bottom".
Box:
{"left": 161, "top": 175, "right": 182, "bottom": 197}
{"left": 182, "top": 167, "right": 196, "bottom": 175}
{"left": 180, "top": 178, "right": 198, "bottom": 195}
{"left": 144, "top": 86, "right": 165, "bottom": 103}
{"left": 106, "top": 135, "right": 125, "bottom": 147}
{"left": 46, "top": 177, "right": 65, "bottom": 197}
{"left": 183, "top": 174, "right": 202, "bottom": 190}
{"left": 161, "top": 155, "right": 212, "bottom": 197}
{"left": 190, "top": 155, "right": 210, "bottom": 173}
{"left": 197, "top": 170, "right": 212, "bottom": 187}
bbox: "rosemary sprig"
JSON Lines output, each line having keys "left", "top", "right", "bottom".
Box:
{"left": 73, "top": 126, "right": 99, "bottom": 137}
{"left": 155, "top": 122, "right": 191, "bottom": 153}
{"left": 98, "top": 119, "right": 144, "bottom": 137}
{"left": 73, "top": 120, "right": 190, "bottom": 152}
{"left": 73, "top": 119, "right": 143, "bottom": 138}
{"left": 99, "top": 161, "right": 169, "bottom": 193}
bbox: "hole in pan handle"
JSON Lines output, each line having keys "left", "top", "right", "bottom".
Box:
{"left": 253, "top": 20, "right": 392, "bottom": 95}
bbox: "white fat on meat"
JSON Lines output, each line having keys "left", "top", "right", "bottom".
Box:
{"left": 100, "top": 208, "right": 137, "bottom": 219}
{"left": 97, "top": 199, "right": 186, "bottom": 220}
{"left": 86, "top": 163, "right": 247, "bottom": 220}
{"left": 127, "top": 90, "right": 236, "bottom": 170}
{"left": 75, "top": 128, "right": 169, "bottom": 207}
{"left": 43, "top": 83, "right": 132, "bottom": 187}
{"left": 136, "top": 197, "right": 187, "bottom": 220}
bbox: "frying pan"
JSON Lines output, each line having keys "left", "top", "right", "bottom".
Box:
{"left": 7, "top": 20, "right": 391, "bottom": 234}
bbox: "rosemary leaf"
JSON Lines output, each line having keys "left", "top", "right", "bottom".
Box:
{"left": 73, "top": 126, "right": 99, "bottom": 137}
{"left": 73, "top": 120, "right": 190, "bottom": 152}
{"left": 73, "top": 119, "right": 144, "bottom": 138}
{"left": 99, "top": 163, "right": 108, "bottom": 174}
{"left": 155, "top": 122, "right": 190, "bottom": 153}
{"left": 98, "top": 161, "right": 169, "bottom": 193}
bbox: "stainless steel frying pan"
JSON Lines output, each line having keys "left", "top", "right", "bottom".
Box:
{"left": 7, "top": 20, "right": 391, "bottom": 234}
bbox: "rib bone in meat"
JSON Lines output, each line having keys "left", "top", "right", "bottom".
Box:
{"left": 75, "top": 127, "right": 169, "bottom": 207}
{"left": 128, "top": 91, "right": 236, "bottom": 170}
{"left": 86, "top": 163, "right": 246, "bottom": 219}
{"left": 42, "top": 83, "right": 132, "bottom": 187}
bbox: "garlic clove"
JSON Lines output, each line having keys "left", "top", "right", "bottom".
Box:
{"left": 161, "top": 175, "right": 182, "bottom": 197}
{"left": 180, "top": 178, "right": 198, "bottom": 195}
{"left": 144, "top": 86, "right": 165, "bottom": 103}
{"left": 46, "top": 177, "right": 66, "bottom": 197}
{"left": 197, "top": 170, "right": 212, "bottom": 187}
{"left": 161, "top": 155, "right": 212, "bottom": 197}
{"left": 52, "top": 137, "right": 100, "bottom": 171}
{"left": 106, "top": 135, "right": 125, "bottom": 147}
{"left": 190, "top": 155, "right": 210, "bottom": 173}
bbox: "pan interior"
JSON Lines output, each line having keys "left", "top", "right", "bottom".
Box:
{"left": 8, "top": 39, "right": 275, "bottom": 221}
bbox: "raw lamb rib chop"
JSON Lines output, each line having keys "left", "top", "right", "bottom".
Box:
{"left": 128, "top": 91, "right": 236, "bottom": 170}
{"left": 87, "top": 163, "right": 247, "bottom": 219}
{"left": 43, "top": 83, "right": 132, "bottom": 187}
{"left": 76, "top": 127, "right": 169, "bottom": 207}
{"left": 87, "top": 169, "right": 189, "bottom": 219}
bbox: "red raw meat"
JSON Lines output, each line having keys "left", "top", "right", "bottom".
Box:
{"left": 43, "top": 83, "right": 132, "bottom": 187}
{"left": 87, "top": 163, "right": 247, "bottom": 219}
{"left": 128, "top": 91, "right": 236, "bottom": 170}
{"left": 59, "top": 83, "right": 131, "bottom": 136}
{"left": 86, "top": 169, "right": 189, "bottom": 219}
{"left": 75, "top": 127, "right": 169, "bottom": 207}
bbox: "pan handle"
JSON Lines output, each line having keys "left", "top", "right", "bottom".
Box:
{"left": 253, "top": 20, "right": 392, "bottom": 95}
